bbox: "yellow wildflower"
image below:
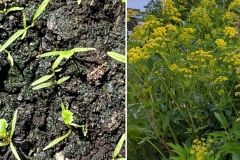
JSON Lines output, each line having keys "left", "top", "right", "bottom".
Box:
{"left": 215, "top": 39, "right": 226, "bottom": 48}
{"left": 223, "top": 26, "right": 238, "bottom": 38}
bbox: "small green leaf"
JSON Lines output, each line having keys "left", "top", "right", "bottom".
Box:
{"left": 32, "top": 82, "right": 54, "bottom": 90}
{"left": 23, "top": 11, "right": 26, "bottom": 29}
{"left": 59, "top": 50, "right": 74, "bottom": 59}
{"left": 0, "top": 29, "right": 25, "bottom": 52}
{"left": 31, "top": 73, "right": 54, "bottom": 86}
{"left": 162, "top": 114, "right": 169, "bottom": 131}
{"left": 10, "top": 142, "right": 21, "bottom": 160}
{"left": 54, "top": 68, "right": 62, "bottom": 72}
{"left": 32, "top": 0, "right": 50, "bottom": 23}
{"left": 78, "top": 0, "right": 81, "bottom": 4}
{"left": 107, "top": 52, "right": 125, "bottom": 63}
{"left": 0, "top": 119, "right": 8, "bottom": 138}
{"left": 52, "top": 56, "right": 64, "bottom": 70}
{"left": 233, "top": 151, "right": 240, "bottom": 160}
{"left": 10, "top": 109, "right": 18, "bottom": 139}
{"left": 214, "top": 112, "right": 229, "bottom": 129}
{"left": 71, "top": 123, "right": 87, "bottom": 136}
{"left": 37, "top": 51, "right": 62, "bottom": 58}
{"left": 57, "top": 76, "right": 70, "bottom": 84}
{"left": 71, "top": 48, "right": 95, "bottom": 52}
{"left": 113, "top": 134, "right": 125, "bottom": 159}
{"left": 0, "top": 142, "right": 9, "bottom": 147}
{"left": 61, "top": 103, "right": 73, "bottom": 125}
{"left": 43, "top": 129, "right": 71, "bottom": 150}
{"left": 7, "top": 53, "right": 14, "bottom": 66}
{"left": 6, "top": 7, "right": 24, "bottom": 14}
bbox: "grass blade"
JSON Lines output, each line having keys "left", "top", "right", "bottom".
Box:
{"left": 43, "top": 129, "right": 71, "bottom": 150}
{"left": 6, "top": 7, "right": 24, "bottom": 14}
{"left": 32, "top": 0, "right": 50, "bottom": 23}
{"left": 31, "top": 73, "right": 54, "bottom": 86}
{"left": 37, "top": 51, "right": 62, "bottom": 58}
{"left": 57, "top": 76, "right": 70, "bottom": 84}
{"left": 107, "top": 52, "right": 125, "bottom": 63}
{"left": 113, "top": 134, "right": 125, "bottom": 159}
{"left": 0, "top": 29, "right": 25, "bottom": 52}
{"left": 10, "top": 109, "right": 18, "bottom": 139}
{"left": 10, "top": 142, "right": 21, "bottom": 160}
{"left": 32, "top": 82, "right": 53, "bottom": 90}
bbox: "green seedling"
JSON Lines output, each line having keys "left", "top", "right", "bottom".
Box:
{"left": 107, "top": 52, "right": 125, "bottom": 63}
{"left": 0, "top": 44, "right": 14, "bottom": 66}
{"left": 0, "top": 7, "right": 24, "bottom": 15}
{"left": 43, "top": 103, "right": 86, "bottom": 150}
{"left": 31, "top": 47, "right": 95, "bottom": 90}
{"left": 0, "top": 0, "right": 50, "bottom": 52}
{"left": 112, "top": 134, "right": 126, "bottom": 160}
{"left": 0, "top": 110, "right": 20, "bottom": 160}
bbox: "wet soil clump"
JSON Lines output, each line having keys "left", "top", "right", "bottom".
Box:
{"left": 0, "top": 0, "right": 125, "bottom": 159}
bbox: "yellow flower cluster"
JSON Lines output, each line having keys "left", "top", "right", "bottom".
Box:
{"left": 145, "top": 15, "right": 158, "bottom": 22}
{"left": 200, "top": 0, "right": 215, "bottom": 7}
{"left": 194, "top": 112, "right": 206, "bottom": 123}
{"left": 223, "top": 11, "right": 238, "bottom": 23}
{"left": 143, "top": 20, "right": 162, "bottom": 30}
{"left": 130, "top": 25, "right": 148, "bottom": 43}
{"left": 190, "top": 138, "right": 214, "bottom": 160}
{"left": 228, "top": 0, "right": 240, "bottom": 11}
{"left": 179, "top": 28, "right": 196, "bottom": 42}
{"left": 214, "top": 76, "right": 228, "bottom": 84}
{"left": 215, "top": 39, "right": 226, "bottom": 48}
{"left": 223, "top": 26, "right": 238, "bottom": 38}
{"left": 190, "top": 7, "right": 212, "bottom": 27}
{"left": 187, "top": 49, "right": 213, "bottom": 62}
{"left": 127, "top": 9, "right": 139, "bottom": 22}
{"left": 128, "top": 47, "right": 150, "bottom": 64}
{"left": 161, "top": 0, "right": 181, "bottom": 22}
{"left": 178, "top": 0, "right": 187, "bottom": 5}
{"left": 166, "top": 24, "right": 177, "bottom": 32}
{"left": 152, "top": 27, "right": 167, "bottom": 37}
{"left": 169, "top": 64, "right": 178, "bottom": 71}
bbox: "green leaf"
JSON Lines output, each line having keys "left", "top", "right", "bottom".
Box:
{"left": 32, "top": 0, "right": 50, "bottom": 23}
{"left": 162, "top": 114, "right": 169, "bottom": 131}
{"left": 61, "top": 103, "right": 73, "bottom": 125}
{"left": 43, "top": 129, "right": 71, "bottom": 150}
{"left": 6, "top": 7, "right": 24, "bottom": 14}
{"left": 10, "top": 109, "right": 18, "bottom": 139}
{"left": 7, "top": 52, "right": 14, "bottom": 66}
{"left": 0, "top": 119, "right": 8, "bottom": 138}
{"left": 233, "top": 151, "right": 240, "bottom": 160}
{"left": 52, "top": 56, "right": 64, "bottom": 70}
{"left": 10, "top": 142, "right": 21, "bottom": 160}
{"left": 0, "top": 29, "right": 25, "bottom": 52}
{"left": 208, "top": 131, "right": 228, "bottom": 137}
{"left": 0, "top": 142, "right": 9, "bottom": 147}
{"left": 78, "top": 0, "right": 81, "bottom": 4}
{"left": 32, "top": 82, "right": 54, "bottom": 90}
{"left": 214, "top": 112, "right": 229, "bottom": 129}
{"left": 113, "top": 134, "right": 125, "bottom": 159}
{"left": 31, "top": 73, "right": 54, "bottom": 86}
{"left": 107, "top": 52, "right": 125, "bottom": 63}
{"left": 37, "top": 51, "right": 63, "bottom": 58}
{"left": 59, "top": 50, "right": 74, "bottom": 59}
{"left": 167, "top": 143, "right": 186, "bottom": 158}
{"left": 137, "top": 137, "right": 152, "bottom": 144}
{"left": 71, "top": 48, "right": 95, "bottom": 52}
{"left": 22, "top": 11, "right": 26, "bottom": 29}
{"left": 57, "top": 76, "right": 70, "bottom": 84}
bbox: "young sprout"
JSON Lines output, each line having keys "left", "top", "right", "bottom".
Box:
{"left": 0, "top": 110, "right": 20, "bottom": 160}
{"left": 112, "top": 134, "right": 126, "bottom": 160}
{"left": 0, "top": 7, "right": 24, "bottom": 15}
{"left": 43, "top": 103, "right": 87, "bottom": 150}
{"left": 107, "top": 52, "right": 125, "bottom": 63}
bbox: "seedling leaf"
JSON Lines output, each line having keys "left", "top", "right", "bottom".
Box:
{"left": 113, "top": 134, "right": 125, "bottom": 159}
{"left": 52, "top": 56, "right": 64, "bottom": 70}
{"left": 0, "top": 29, "right": 25, "bottom": 52}
{"left": 32, "top": 0, "right": 50, "bottom": 23}
{"left": 59, "top": 50, "right": 74, "bottom": 59}
{"left": 37, "top": 51, "right": 62, "bottom": 58}
{"left": 0, "top": 142, "right": 8, "bottom": 147}
{"left": 31, "top": 73, "right": 54, "bottom": 86}
{"left": 7, "top": 53, "right": 14, "bottom": 66}
{"left": 6, "top": 7, "right": 24, "bottom": 15}
{"left": 43, "top": 129, "right": 71, "bottom": 150}
{"left": 57, "top": 76, "right": 70, "bottom": 84}
{"left": 71, "top": 123, "right": 87, "bottom": 136}
{"left": 10, "top": 142, "right": 21, "bottom": 160}
{"left": 71, "top": 48, "right": 95, "bottom": 52}
{"left": 54, "top": 68, "right": 62, "bottom": 72}
{"left": 10, "top": 109, "right": 18, "bottom": 139}
{"left": 61, "top": 103, "right": 73, "bottom": 125}
{"left": 32, "top": 82, "right": 54, "bottom": 90}
{"left": 0, "top": 119, "right": 8, "bottom": 138}
{"left": 107, "top": 52, "right": 125, "bottom": 63}
{"left": 78, "top": 0, "right": 81, "bottom": 4}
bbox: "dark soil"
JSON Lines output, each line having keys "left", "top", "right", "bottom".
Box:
{"left": 0, "top": 0, "right": 125, "bottom": 159}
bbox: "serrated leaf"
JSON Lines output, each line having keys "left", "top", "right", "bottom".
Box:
{"left": 43, "top": 129, "right": 71, "bottom": 150}
{"left": 113, "top": 134, "right": 125, "bottom": 159}
{"left": 0, "top": 29, "right": 25, "bottom": 52}
{"left": 7, "top": 53, "right": 14, "bottom": 66}
{"left": 6, "top": 7, "right": 24, "bottom": 14}
{"left": 32, "top": 0, "right": 50, "bottom": 23}
{"left": 10, "top": 142, "right": 21, "bottom": 160}
{"left": 71, "top": 48, "right": 95, "bottom": 52}
{"left": 107, "top": 52, "right": 125, "bottom": 63}
{"left": 32, "top": 82, "right": 53, "bottom": 90}
{"left": 57, "top": 76, "right": 70, "bottom": 84}
{"left": 10, "top": 109, "right": 18, "bottom": 139}
{"left": 31, "top": 73, "right": 54, "bottom": 86}
{"left": 214, "top": 112, "right": 229, "bottom": 129}
{"left": 52, "top": 56, "right": 64, "bottom": 70}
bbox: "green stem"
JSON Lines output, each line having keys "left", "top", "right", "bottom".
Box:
{"left": 147, "top": 140, "right": 166, "bottom": 158}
